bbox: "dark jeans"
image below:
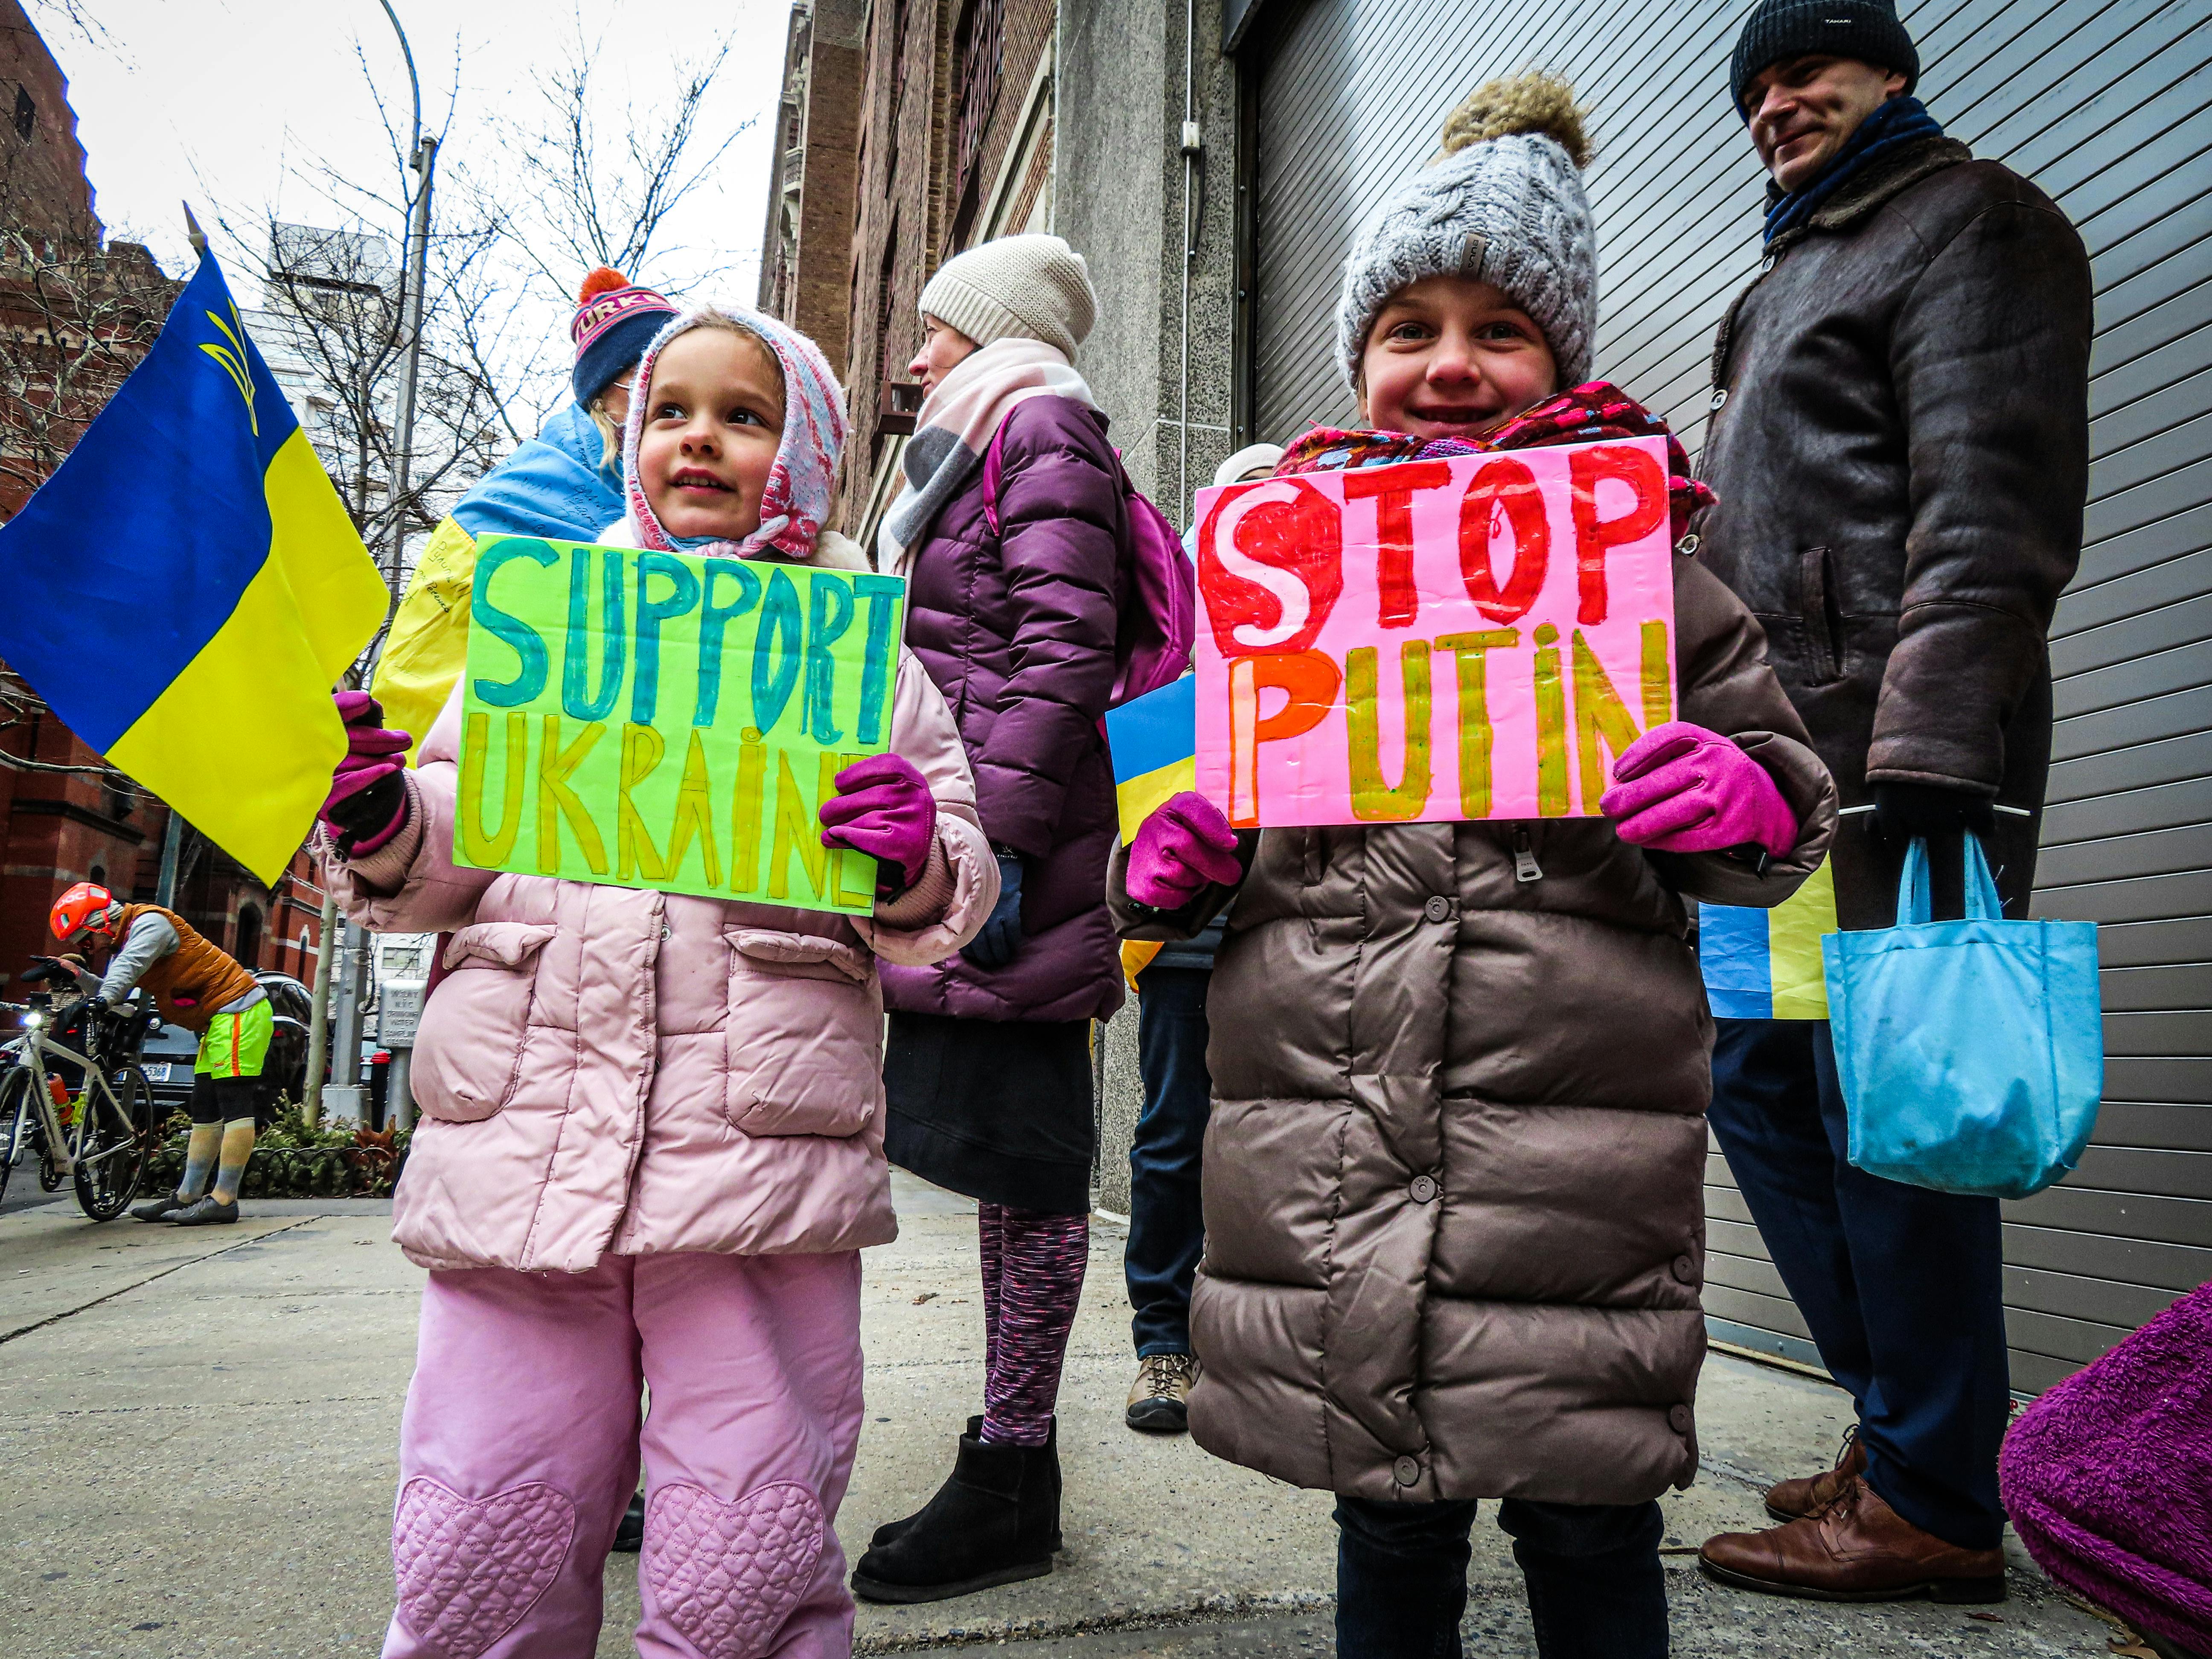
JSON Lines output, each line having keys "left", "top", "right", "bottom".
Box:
{"left": 1707, "top": 1017, "right": 2010, "bottom": 1550}
{"left": 1126, "top": 966, "right": 1212, "bottom": 1356}
{"left": 1335, "top": 1495, "right": 1665, "bottom": 1659}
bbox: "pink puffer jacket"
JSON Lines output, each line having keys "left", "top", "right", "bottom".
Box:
{"left": 323, "top": 539, "right": 998, "bottom": 1274}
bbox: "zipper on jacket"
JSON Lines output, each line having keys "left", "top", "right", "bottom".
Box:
{"left": 1513, "top": 830, "right": 1543, "bottom": 884}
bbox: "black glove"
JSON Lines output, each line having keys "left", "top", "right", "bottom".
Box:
{"left": 960, "top": 853, "right": 1026, "bottom": 969}
{"left": 1872, "top": 782, "right": 1996, "bottom": 846}
{"left": 327, "top": 771, "right": 408, "bottom": 857}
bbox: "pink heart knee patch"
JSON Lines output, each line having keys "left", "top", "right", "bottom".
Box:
{"left": 644, "top": 1481, "right": 827, "bottom": 1659}
{"left": 392, "top": 1477, "right": 575, "bottom": 1659}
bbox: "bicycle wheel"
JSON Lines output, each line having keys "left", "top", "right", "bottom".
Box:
{"left": 73, "top": 1068, "right": 149, "bottom": 1221}
{"left": 0, "top": 1068, "right": 29, "bottom": 1208}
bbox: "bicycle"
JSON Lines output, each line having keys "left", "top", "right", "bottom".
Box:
{"left": 0, "top": 965, "right": 157, "bottom": 1220}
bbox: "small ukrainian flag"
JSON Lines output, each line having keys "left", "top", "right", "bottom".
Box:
{"left": 1105, "top": 675, "right": 1199, "bottom": 845}
{"left": 1697, "top": 862, "right": 1839, "bottom": 1020}
{"left": 0, "top": 253, "right": 388, "bottom": 884}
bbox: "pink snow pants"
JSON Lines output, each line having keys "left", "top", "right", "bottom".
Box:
{"left": 381, "top": 1249, "right": 864, "bottom": 1659}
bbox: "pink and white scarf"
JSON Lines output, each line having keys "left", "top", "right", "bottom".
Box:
{"left": 620, "top": 303, "right": 849, "bottom": 562}
{"left": 876, "top": 337, "right": 1096, "bottom": 575}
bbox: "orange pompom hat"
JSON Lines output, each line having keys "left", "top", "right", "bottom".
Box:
{"left": 571, "top": 268, "right": 678, "bottom": 405}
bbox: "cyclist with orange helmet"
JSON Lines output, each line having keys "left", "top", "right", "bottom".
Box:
{"left": 49, "top": 882, "right": 267, "bottom": 1225}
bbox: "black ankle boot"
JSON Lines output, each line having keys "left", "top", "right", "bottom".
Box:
{"left": 610, "top": 1490, "right": 644, "bottom": 1553}
{"left": 1028, "top": 1420, "right": 1062, "bottom": 1552}
{"left": 870, "top": 1418, "right": 1061, "bottom": 1553}
{"left": 851, "top": 1426, "right": 1059, "bottom": 1603}
{"left": 871, "top": 1417, "right": 983, "bottom": 1548}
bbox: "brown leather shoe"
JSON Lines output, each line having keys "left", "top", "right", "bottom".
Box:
{"left": 1700, "top": 1477, "right": 2005, "bottom": 1603}
{"left": 1765, "top": 1426, "right": 1867, "bottom": 1522}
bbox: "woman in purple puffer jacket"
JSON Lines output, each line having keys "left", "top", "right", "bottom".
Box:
{"left": 854, "top": 234, "right": 1131, "bottom": 1606}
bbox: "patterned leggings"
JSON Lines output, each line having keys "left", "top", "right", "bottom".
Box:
{"left": 978, "top": 1203, "right": 1089, "bottom": 1447}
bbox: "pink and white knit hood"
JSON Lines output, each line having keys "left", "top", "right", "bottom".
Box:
{"left": 620, "top": 303, "right": 848, "bottom": 562}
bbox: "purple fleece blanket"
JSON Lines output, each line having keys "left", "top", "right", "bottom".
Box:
{"left": 2001, "top": 1282, "right": 2212, "bottom": 1651}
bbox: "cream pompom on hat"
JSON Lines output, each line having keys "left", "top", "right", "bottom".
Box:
{"left": 1336, "top": 70, "right": 1597, "bottom": 391}
{"left": 919, "top": 233, "right": 1099, "bottom": 358}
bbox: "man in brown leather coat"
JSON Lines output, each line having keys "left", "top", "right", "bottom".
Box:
{"left": 1692, "top": 0, "right": 2093, "bottom": 1606}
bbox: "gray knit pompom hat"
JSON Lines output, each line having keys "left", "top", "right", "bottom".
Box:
{"left": 1336, "top": 71, "right": 1597, "bottom": 393}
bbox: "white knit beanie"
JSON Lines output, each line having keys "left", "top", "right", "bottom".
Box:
{"left": 1337, "top": 72, "right": 1597, "bottom": 392}
{"left": 1215, "top": 442, "right": 1285, "bottom": 487}
{"left": 919, "top": 233, "right": 1099, "bottom": 358}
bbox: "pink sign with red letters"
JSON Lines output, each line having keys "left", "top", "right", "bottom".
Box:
{"left": 1191, "top": 437, "right": 1678, "bottom": 827}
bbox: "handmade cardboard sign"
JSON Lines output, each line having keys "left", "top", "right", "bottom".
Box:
{"left": 1192, "top": 438, "right": 1677, "bottom": 827}
{"left": 454, "top": 536, "right": 906, "bottom": 914}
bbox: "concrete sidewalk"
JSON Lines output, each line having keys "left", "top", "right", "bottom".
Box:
{"left": 0, "top": 1178, "right": 2116, "bottom": 1658}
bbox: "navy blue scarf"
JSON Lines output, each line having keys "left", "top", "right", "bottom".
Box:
{"left": 1763, "top": 96, "right": 1945, "bottom": 244}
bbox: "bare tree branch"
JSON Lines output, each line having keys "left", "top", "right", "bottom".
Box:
{"left": 455, "top": 8, "right": 751, "bottom": 301}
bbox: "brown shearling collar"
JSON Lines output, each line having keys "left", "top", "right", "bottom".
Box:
{"left": 1764, "top": 135, "right": 1975, "bottom": 256}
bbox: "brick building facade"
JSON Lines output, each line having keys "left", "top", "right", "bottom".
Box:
{"left": 0, "top": 1, "right": 324, "bottom": 992}
{"left": 759, "top": 0, "right": 1057, "bottom": 539}
{"left": 758, "top": 0, "right": 865, "bottom": 369}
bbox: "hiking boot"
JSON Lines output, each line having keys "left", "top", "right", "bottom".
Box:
{"left": 1126, "top": 1352, "right": 1197, "bottom": 1434}
{"left": 1700, "top": 1476, "right": 2005, "bottom": 1603}
{"left": 610, "top": 1490, "right": 644, "bottom": 1554}
{"left": 1765, "top": 1425, "right": 1866, "bottom": 1522}
{"left": 131, "top": 1192, "right": 188, "bottom": 1223}
{"left": 851, "top": 1426, "right": 1059, "bottom": 1604}
{"left": 169, "top": 1194, "right": 239, "bottom": 1226}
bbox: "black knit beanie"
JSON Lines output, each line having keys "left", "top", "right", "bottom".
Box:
{"left": 1729, "top": 0, "right": 1920, "bottom": 118}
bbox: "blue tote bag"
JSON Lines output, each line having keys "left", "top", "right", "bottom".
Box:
{"left": 1822, "top": 835, "right": 2102, "bottom": 1199}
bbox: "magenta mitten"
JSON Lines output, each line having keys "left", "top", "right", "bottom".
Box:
{"left": 1128, "top": 792, "right": 1242, "bottom": 910}
{"left": 1600, "top": 722, "right": 1797, "bottom": 857}
{"left": 322, "top": 690, "right": 413, "bottom": 856}
{"left": 818, "top": 754, "right": 936, "bottom": 895}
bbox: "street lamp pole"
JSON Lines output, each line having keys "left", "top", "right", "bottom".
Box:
{"left": 318, "top": 1, "right": 436, "bottom": 1126}
{"left": 375, "top": 0, "right": 435, "bottom": 600}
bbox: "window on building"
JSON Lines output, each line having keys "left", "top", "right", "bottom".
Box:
{"left": 875, "top": 224, "right": 900, "bottom": 401}
{"left": 949, "top": 0, "right": 1006, "bottom": 248}
{"left": 235, "top": 905, "right": 262, "bottom": 971}
{"left": 13, "top": 87, "right": 34, "bottom": 142}
{"left": 885, "top": 0, "right": 910, "bottom": 193}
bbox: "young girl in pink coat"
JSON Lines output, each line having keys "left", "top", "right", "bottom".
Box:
{"left": 317, "top": 304, "right": 1000, "bottom": 1659}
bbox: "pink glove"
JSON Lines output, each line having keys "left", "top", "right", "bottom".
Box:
{"left": 818, "top": 754, "right": 936, "bottom": 896}
{"left": 1128, "top": 792, "right": 1243, "bottom": 910}
{"left": 321, "top": 690, "right": 413, "bottom": 856}
{"left": 1600, "top": 722, "right": 1798, "bottom": 858}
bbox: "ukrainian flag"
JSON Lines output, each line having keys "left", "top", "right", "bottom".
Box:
{"left": 1106, "top": 674, "right": 1201, "bottom": 992}
{"left": 0, "top": 254, "right": 387, "bottom": 883}
{"left": 1105, "top": 675, "right": 1198, "bottom": 845}
{"left": 1697, "top": 861, "right": 1839, "bottom": 1020}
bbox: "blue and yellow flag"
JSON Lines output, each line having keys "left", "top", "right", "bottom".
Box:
{"left": 1104, "top": 675, "right": 1198, "bottom": 845}
{"left": 1697, "top": 861, "right": 1839, "bottom": 1020}
{"left": 0, "top": 253, "right": 387, "bottom": 883}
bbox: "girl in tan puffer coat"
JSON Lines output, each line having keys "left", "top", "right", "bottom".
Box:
{"left": 1111, "top": 76, "right": 1836, "bottom": 1659}
{"left": 317, "top": 306, "right": 999, "bottom": 1659}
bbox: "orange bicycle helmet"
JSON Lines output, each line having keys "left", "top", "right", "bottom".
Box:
{"left": 49, "top": 882, "right": 117, "bottom": 943}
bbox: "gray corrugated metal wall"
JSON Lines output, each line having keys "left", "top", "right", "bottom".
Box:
{"left": 1246, "top": 0, "right": 2212, "bottom": 1394}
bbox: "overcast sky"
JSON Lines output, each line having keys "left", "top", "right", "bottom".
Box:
{"left": 44, "top": 0, "right": 785, "bottom": 311}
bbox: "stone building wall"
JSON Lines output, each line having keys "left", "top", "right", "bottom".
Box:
{"left": 1055, "top": 0, "right": 1241, "bottom": 1210}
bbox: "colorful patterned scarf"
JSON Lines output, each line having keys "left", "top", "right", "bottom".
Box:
{"left": 620, "top": 304, "right": 847, "bottom": 563}
{"left": 1276, "top": 381, "right": 1715, "bottom": 544}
